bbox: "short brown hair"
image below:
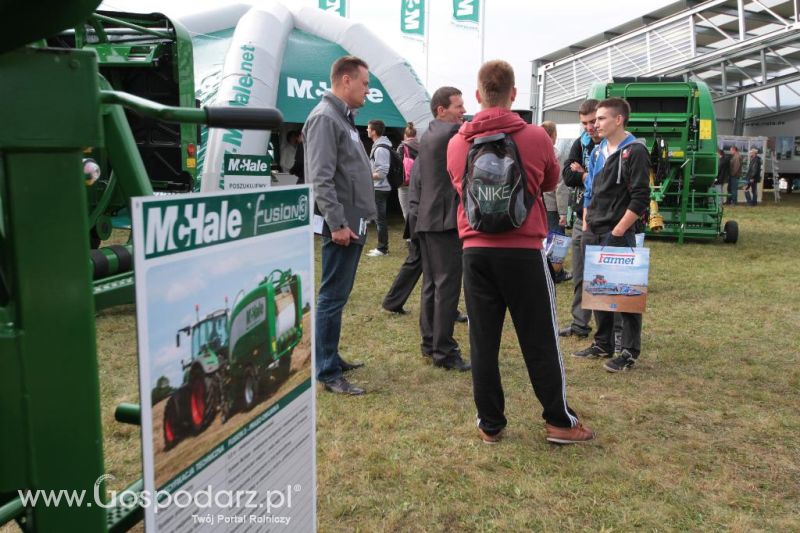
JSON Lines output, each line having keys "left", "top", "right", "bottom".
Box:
{"left": 331, "top": 56, "right": 369, "bottom": 83}
{"left": 404, "top": 122, "right": 417, "bottom": 138}
{"left": 367, "top": 119, "right": 385, "bottom": 136}
{"left": 430, "top": 87, "right": 462, "bottom": 117}
{"left": 540, "top": 121, "right": 557, "bottom": 141}
{"left": 477, "top": 60, "right": 515, "bottom": 107}
{"left": 578, "top": 99, "right": 599, "bottom": 116}
{"left": 597, "top": 97, "right": 630, "bottom": 125}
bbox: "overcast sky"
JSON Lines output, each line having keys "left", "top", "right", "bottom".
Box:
{"left": 100, "top": 0, "right": 675, "bottom": 113}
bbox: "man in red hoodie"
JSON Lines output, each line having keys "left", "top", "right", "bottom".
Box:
{"left": 447, "top": 60, "right": 594, "bottom": 445}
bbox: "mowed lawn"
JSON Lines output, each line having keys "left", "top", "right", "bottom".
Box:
{"left": 10, "top": 192, "right": 793, "bottom": 533}
{"left": 316, "top": 193, "right": 800, "bottom": 532}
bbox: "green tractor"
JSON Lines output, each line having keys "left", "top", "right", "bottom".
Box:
{"left": 162, "top": 269, "right": 303, "bottom": 449}
{"left": 163, "top": 305, "right": 229, "bottom": 450}
{"left": 588, "top": 78, "right": 738, "bottom": 244}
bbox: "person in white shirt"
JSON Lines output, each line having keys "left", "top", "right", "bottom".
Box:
{"left": 366, "top": 119, "right": 393, "bottom": 256}
{"left": 280, "top": 130, "right": 301, "bottom": 173}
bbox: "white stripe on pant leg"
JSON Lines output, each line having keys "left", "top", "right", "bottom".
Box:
{"left": 540, "top": 249, "right": 579, "bottom": 427}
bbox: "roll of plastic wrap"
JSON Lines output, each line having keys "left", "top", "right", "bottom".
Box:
{"left": 275, "top": 300, "right": 296, "bottom": 338}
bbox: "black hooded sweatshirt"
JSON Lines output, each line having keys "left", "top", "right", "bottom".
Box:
{"left": 586, "top": 139, "right": 651, "bottom": 235}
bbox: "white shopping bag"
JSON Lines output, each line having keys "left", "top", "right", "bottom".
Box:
{"left": 546, "top": 232, "right": 572, "bottom": 264}
{"left": 582, "top": 245, "right": 650, "bottom": 314}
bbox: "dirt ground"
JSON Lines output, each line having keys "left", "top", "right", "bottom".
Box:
{"left": 581, "top": 285, "right": 648, "bottom": 313}
{"left": 151, "top": 313, "right": 311, "bottom": 488}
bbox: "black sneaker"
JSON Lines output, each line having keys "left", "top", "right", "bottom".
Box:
{"left": 559, "top": 326, "right": 589, "bottom": 338}
{"left": 434, "top": 354, "right": 471, "bottom": 372}
{"left": 604, "top": 350, "right": 636, "bottom": 372}
{"left": 572, "top": 344, "right": 610, "bottom": 359}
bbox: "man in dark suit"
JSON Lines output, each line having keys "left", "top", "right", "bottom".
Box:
{"left": 382, "top": 160, "right": 422, "bottom": 314}
{"left": 414, "top": 87, "right": 469, "bottom": 371}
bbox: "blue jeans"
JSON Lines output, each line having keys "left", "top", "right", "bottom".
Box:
{"left": 728, "top": 176, "right": 739, "bottom": 204}
{"left": 747, "top": 182, "right": 758, "bottom": 205}
{"left": 374, "top": 189, "right": 390, "bottom": 253}
{"left": 316, "top": 237, "right": 363, "bottom": 383}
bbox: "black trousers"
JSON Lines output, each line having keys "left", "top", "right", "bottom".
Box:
{"left": 382, "top": 238, "right": 422, "bottom": 311}
{"left": 418, "top": 230, "right": 462, "bottom": 361}
{"left": 583, "top": 229, "right": 643, "bottom": 357}
{"left": 463, "top": 247, "right": 579, "bottom": 433}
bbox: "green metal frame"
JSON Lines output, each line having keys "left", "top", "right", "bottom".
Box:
{"left": 1, "top": 45, "right": 110, "bottom": 532}
{"left": 1, "top": 3, "right": 283, "bottom": 528}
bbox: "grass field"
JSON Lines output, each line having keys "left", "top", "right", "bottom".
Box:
{"left": 6, "top": 193, "right": 797, "bottom": 532}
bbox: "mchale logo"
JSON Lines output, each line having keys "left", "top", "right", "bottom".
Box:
{"left": 598, "top": 253, "right": 636, "bottom": 265}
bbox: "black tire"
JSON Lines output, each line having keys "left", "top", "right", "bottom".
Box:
{"left": 217, "top": 373, "right": 231, "bottom": 424}
{"left": 89, "top": 228, "right": 101, "bottom": 249}
{"left": 188, "top": 371, "right": 217, "bottom": 434}
{"left": 723, "top": 220, "right": 739, "bottom": 244}
{"left": 163, "top": 395, "right": 182, "bottom": 450}
{"left": 274, "top": 354, "right": 292, "bottom": 385}
{"left": 242, "top": 367, "right": 259, "bottom": 412}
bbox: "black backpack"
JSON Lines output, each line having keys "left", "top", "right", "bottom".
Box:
{"left": 462, "top": 132, "right": 533, "bottom": 233}
{"left": 373, "top": 144, "right": 405, "bottom": 189}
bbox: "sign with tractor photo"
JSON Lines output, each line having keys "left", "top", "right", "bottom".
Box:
{"left": 162, "top": 268, "right": 303, "bottom": 449}
{"left": 132, "top": 186, "right": 316, "bottom": 531}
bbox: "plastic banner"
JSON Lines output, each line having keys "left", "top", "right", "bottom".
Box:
{"left": 401, "top": 0, "right": 425, "bottom": 36}
{"left": 582, "top": 245, "right": 650, "bottom": 314}
{"left": 133, "top": 187, "right": 316, "bottom": 531}
{"left": 452, "top": 0, "right": 479, "bottom": 23}
{"left": 319, "top": 0, "right": 346, "bottom": 17}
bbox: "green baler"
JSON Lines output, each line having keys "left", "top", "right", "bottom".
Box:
{"left": 588, "top": 79, "right": 738, "bottom": 244}
{"left": 226, "top": 269, "right": 303, "bottom": 414}
{"left": 48, "top": 11, "right": 199, "bottom": 247}
{"left": 163, "top": 269, "right": 303, "bottom": 449}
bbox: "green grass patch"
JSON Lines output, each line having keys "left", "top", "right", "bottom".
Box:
{"left": 8, "top": 194, "right": 794, "bottom": 533}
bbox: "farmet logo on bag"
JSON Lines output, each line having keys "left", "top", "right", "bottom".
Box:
{"left": 598, "top": 252, "right": 638, "bottom": 266}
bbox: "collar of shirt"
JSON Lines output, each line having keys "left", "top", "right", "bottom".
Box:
{"left": 323, "top": 91, "right": 357, "bottom": 129}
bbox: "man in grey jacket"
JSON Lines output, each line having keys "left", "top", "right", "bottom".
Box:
{"left": 303, "top": 56, "right": 376, "bottom": 395}
{"left": 413, "top": 86, "right": 469, "bottom": 371}
{"left": 366, "top": 119, "right": 392, "bottom": 256}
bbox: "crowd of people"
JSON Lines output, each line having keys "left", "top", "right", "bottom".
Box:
{"left": 303, "top": 54, "right": 657, "bottom": 445}
{"left": 715, "top": 144, "right": 763, "bottom": 206}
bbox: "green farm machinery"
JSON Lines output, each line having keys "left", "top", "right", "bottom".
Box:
{"left": 163, "top": 270, "right": 303, "bottom": 450}
{"left": 48, "top": 10, "right": 200, "bottom": 248}
{"left": 0, "top": 1, "right": 282, "bottom": 530}
{"left": 589, "top": 79, "right": 738, "bottom": 244}
{"left": 44, "top": 9, "right": 202, "bottom": 312}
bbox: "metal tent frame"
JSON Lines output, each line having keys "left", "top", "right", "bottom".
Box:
{"left": 532, "top": 0, "right": 800, "bottom": 132}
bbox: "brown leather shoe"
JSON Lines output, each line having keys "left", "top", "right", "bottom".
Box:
{"left": 478, "top": 428, "right": 505, "bottom": 444}
{"left": 545, "top": 423, "right": 595, "bottom": 444}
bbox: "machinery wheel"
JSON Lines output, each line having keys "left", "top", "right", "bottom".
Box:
{"left": 163, "top": 395, "right": 182, "bottom": 450}
{"left": 188, "top": 372, "right": 217, "bottom": 433}
{"left": 723, "top": 220, "right": 739, "bottom": 244}
{"left": 242, "top": 367, "right": 259, "bottom": 412}
{"left": 274, "top": 353, "right": 292, "bottom": 385}
{"left": 89, "top": 228, "right": 101, "bottom": 249}
{"left": 217, "top": 373, "right": 231, "bottom": 424}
